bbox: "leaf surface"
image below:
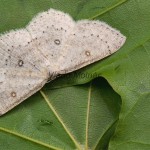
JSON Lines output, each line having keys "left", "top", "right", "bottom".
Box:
{"left": 0, "top": 0, "right": 150, "bottom": 150}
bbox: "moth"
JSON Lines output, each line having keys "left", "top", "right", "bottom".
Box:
{"left": 0, "top": 9, "right": 126, "bottom": 115}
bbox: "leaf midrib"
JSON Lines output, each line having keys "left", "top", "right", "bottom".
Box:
{"left": 40, "top": 90, "right": 82, "bottom": 150}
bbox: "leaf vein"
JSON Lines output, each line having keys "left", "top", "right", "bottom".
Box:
{"left": 89, "top": 0, "right": 128, "bottom": 19}
{"left": 0, "top": 127, "right": 60, "bottom": 150}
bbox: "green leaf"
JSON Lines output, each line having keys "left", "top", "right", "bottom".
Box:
{"left": 0, "top": 78, "right": 121, "bottom": 150}
{"left": 0, "top": 0, "right": 150, "bottom": 150}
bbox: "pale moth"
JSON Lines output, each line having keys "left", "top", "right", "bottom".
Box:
{"left": 0, "top": 9, "right": 126, "bottom": 115}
